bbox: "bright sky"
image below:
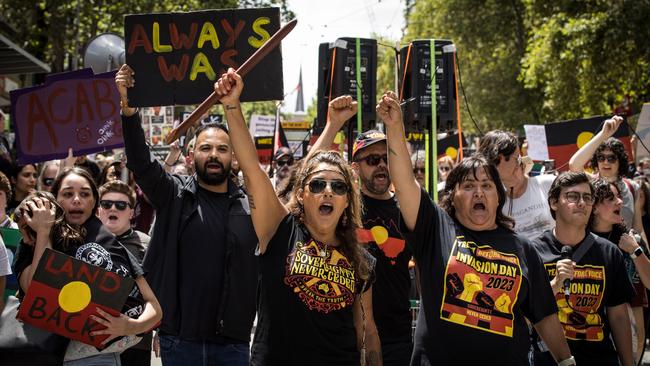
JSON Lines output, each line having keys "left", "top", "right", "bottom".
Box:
{"left": 279, "top": 0, "right": 406, "bottom": 114}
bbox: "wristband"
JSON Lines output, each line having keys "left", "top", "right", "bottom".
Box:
{"left": 631, "top": 246, "right": 643, "bottom": 259}
{"left": 558, "top": 356, "right": 576, "bottom": 366}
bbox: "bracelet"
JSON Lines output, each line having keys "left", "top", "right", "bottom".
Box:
{"left": 225, "top": 104, "right": 238, "bottom": 110}
{"left": 558, "top": 356, "right": 576, "bottom": 366}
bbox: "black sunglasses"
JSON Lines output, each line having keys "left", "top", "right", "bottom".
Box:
{"left": 413, "top": 168, "right": 425, "bottom": 174}
{"left": 42, "top": 178, "right": 54, "bottom": 187}
{"left": 99, "top": 200, "right": 131, "bottom": 211}
{"left": 307, "top": 178, "right": 349, "bottom": 196}
{"left": 596, "top": 154, "right": 617, "bottom": 163}
{"left": 276, "top": 159, "right": 294, "bottom": 167}
{"left": 356, "top": 154, "right": 388, "bottom": 166}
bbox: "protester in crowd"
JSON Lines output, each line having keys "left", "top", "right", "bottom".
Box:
{"left": 0, "top": 171, "right": 17, "bottom": 228}
{"left": 6, "top": 163, "right": 37, "bottom": 214}
{"left": 93, "top": 153, "right": 110, "bottom": 172}
{"left": 213, "top": 69, "right": 380, "bottom": 365}
{"left": 531, "top": 172, "right": 634, "bottom": 366}
{"left": 98, "top": 180, "right": 153, "bottom": 366}
{"left": 116, "top": 64, "right": 258, "bottom": 365}
{"left": 13, "top": 182, "right": 162, "bottom": 365}
{"left": 270, "top": 146, "right": 294, "bottom": 190}
{"left": 378, "top": 91, "right": 572, "bottom": 365}
{"left": 569, "top": 116, "right": 639, "bottom": 230}
{"left": 99, "top": 161, "right": 124, "bottom": 187}
{"left": 411, "top": 151, "right": 426, "bottom": 188}
{"left": 589, "top": 178, "right": 650, "bottom": 364}
{"left": 478, "top": 130, "right": 556, "bottom": 238}
{"left": 0, "top": 235, "right": 10, "bottom": 312}
{"left": 38, "top": 161, "right": 59, "bottom": 193}
{"left": 305, "top": 95, "right": 412, "bottom": 365}
{"left": 438, "top": 155, "right": 454, "bottom": 182}
{"left": 74, "top": 155, "right": 101, "bottom": 183}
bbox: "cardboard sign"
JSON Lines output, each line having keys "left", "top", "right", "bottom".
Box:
{"left": 250, "top": 114, "right": 275, "bottom": 137}
{"left": 125, "top": 8, "right": 284, "bottom": 107}
{"left": 635, "top": 104, "right": 650, "bottom": 161}
{"left": 17, "top": 248, "right": 134, "bottom": 348}
{"left": 10, "top": 69, "right": 124, "bottom": 164}
{"left": 523, "top": 125, "right": 549, "bottom": 161}
{"left": 180, "top": 111, "right": 223, "bottom": 125}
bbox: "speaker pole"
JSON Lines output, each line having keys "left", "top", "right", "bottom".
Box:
{"left": 430, "top": 39, "right": 438, "bottom": 202}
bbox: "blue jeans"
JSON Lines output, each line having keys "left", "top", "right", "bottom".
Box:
{"left": 159, "top": 335, "right": 249, "bottom": 366}
{"left": 63, "top": 353, "right": 121, "bottom": 366}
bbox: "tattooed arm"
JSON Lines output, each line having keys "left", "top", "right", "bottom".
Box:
{"left": 377, "top": 91, "right": 421, "bottom": 231}
{"left": 354, "top": 287, "right": 382, "bottom": 366}
{"left": 214, "top": 69, "right": 288, "bottom": 253}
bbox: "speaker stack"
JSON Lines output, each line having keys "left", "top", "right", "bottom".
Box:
{"left": 315, "top": 38, "right": 377, "bottom": 135}
{"left": 398, "top": 39, "right": 456, "bottom": 133}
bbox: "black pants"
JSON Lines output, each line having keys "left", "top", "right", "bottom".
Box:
{"left": 120, "top": 348, "right": 150, "bottom": 366}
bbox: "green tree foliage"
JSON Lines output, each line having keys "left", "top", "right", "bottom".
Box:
{"left": 404, "top": 0, "right": 650, "bottom": 131}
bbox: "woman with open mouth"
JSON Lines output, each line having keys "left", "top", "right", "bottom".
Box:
{"left": 13, "top": 167, "right": 162, "bottom": 365}
{"left": 590, "top": 178, "right": 650, "bottom": 364}
{"left": 213, "top": 69, "right": 380, "bottom": 366}
{"left": 377, "top": 91, "right": 573, "bottom": 365}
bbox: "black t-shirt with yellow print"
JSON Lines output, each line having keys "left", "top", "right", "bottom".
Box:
{"left": 251, "top": 214, "right": 375, "bottom": 366}
{"left": 533, "top": 230, "right": 635, "bottom": 365}
{"left": 402, "top": 189, "right": 557, "bottom": 365}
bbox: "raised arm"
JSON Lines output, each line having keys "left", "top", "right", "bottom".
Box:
{"left": 607, "top": 303, "right": 633, "bottom": 366}
{"left": 214, "top": 69, "right": 288, "bottom": 252}
{"left": 568, "top": 116, "right": 623, "bottom": 172}
{"left": 377, "top": 91, "right": 420, "bottom": 230}
{"left": 17, "top": 197, "right": 55, "bottom": 293}
{"left": 305, "top": 96, "right": 357, "bottom": 161}
{"left": 115, "top": 65, "right": 177, "bottom": 209}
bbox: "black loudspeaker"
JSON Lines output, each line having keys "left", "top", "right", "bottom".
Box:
{"left": 399, "top": 39, "right": 456, "bottom": 133}
{"left": 315, "top": 38, "right": 377, "bottom": 134}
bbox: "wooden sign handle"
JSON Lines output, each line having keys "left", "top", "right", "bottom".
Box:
{"left": 165, "top": 18, "right": 298, "bottom": 144}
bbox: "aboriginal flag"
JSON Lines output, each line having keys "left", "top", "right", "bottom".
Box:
{"left": 545, "top": 116, "right": 631, "bottom": 172}
{"left": 437, "top": 132, "right": 467, "bottom": 159}
{"left": 17, "top": 248, "right": 134, "bottom": 348}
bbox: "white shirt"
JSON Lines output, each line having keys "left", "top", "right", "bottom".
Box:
{"left": 504, "top": 174, "right": 556, "bottom": 240}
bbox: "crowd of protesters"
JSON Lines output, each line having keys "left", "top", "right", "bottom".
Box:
{"left": 0, "top": 63, "right": 648, "bottom": 366}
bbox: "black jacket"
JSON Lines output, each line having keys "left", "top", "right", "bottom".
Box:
{"left": 122, "top": 112, "right": 259, "bottom": 342}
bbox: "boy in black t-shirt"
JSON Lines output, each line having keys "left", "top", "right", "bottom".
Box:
{"left": 532, "top": 172, "right": 635, "bottom": 366}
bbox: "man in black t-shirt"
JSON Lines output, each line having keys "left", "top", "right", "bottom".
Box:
{"left": 116, "top": 65, "right": 258, "bottom": 366}
{"left": 308, "top": 96, "right": 413, "bottom": 365}
{"left": 532, "top": 172, "right": 635, "bottom": 366}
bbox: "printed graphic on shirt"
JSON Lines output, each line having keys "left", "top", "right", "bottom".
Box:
{"left": 357, "top": 217, "right": 405, "bottom": 265}
{"left": 440, "top": 236, "right": 523, "bottom": 337}
{"left": 284, "top": 239, "right": 356, "bottom": 313}
{"left": 545, "top": 263, "right": 606, "bottom": 341}
{"left": 76, "top": 243, "right": 114, "bottom": 272}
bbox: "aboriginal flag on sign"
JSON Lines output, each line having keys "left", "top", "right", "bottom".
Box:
{"left": 17, "top": 248, "right": 134, "bottom": 348}
{"left": 545, "top": 116, "right": 631, "bottom": 172}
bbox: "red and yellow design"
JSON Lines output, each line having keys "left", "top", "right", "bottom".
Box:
{"left": 440, "top": 237, "right": 523, "bottom": 337}
{"left": 284, "top": 239, "right": 356, "bottom": 313}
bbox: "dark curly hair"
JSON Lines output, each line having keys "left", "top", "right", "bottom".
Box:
{"left": 14, "top": 191, "right": 85, "bottom": 251}
{"left": 439, "top": 154, "right": 515, "bottom": 230}
{"left": 592, "top": 178, "right": 627, "bottom": 232}
{"left": 286, "top": 150, "right": 370, "bottom": 281}
{"left": 591, "top": 137, "right": 629, "bottom": 178}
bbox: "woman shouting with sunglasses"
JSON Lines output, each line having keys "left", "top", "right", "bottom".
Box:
{"left": 213, "top": 69, "right": 380, "bottom": 366}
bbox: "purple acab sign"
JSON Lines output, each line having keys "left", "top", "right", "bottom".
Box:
{"left": 10, "top": 68, "right": 125, "bottom": 164}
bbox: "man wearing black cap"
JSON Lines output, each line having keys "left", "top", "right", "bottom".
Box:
{"left": 271, "top": 146, "right": 294, "bottom": 189}
{"left": 310, "top": 95, "right": 413, "bottom": 365}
